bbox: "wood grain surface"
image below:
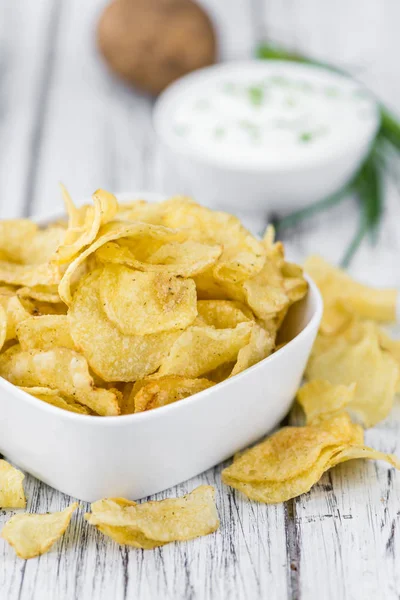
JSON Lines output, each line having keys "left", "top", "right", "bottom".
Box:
{"left": 1, "top": 1, "right": 400, "bottom": 598}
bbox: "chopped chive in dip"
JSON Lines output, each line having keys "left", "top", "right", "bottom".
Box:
{"left": 248, "top": 85, "right": 264, "bottom": 106}
{"left": 214, "top": 126, "right": 225, "bottom": 138}
{"left": 299, "top": 131, "right": 314, "bottom": 142}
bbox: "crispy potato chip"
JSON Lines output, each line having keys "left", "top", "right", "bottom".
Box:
{"left": 52, "top": 188, "right": 118, "bottom": 264}
{"left": 19, "top": 386, "right": 92, "bottom": 415}
{"left": 0, "top": 460, "right": 26, "bottom": 508}
{"left": 58, "top": 221, "right": 183, "bottom": 305}
{"left": 17, "top": 285, "right": 61, "bottom": 304}
{"left": 96, "top": 239, "right": 222, "bottom": 277}
{"left": 17, "top": 226, "right": 66, "bottom": 266}
{"left": 0, "top": 346, "right": 120, "bottom": 416}
{"left": 306, "top": 321, "right": 399, "bottom": 426}
{"left": 16, "top": 315, "right": 75, "bottom": 351}
{"left": 158, "top": 197, "right": 265, "bottom": 284}
{"left": 196, "top": 300, "right": 253, "bottom": 329}
{"left": 222, "top": 413, "right": 360, "bottom": 484}
{"left": 0, "top": 303, "right": 6, "bottom": 351}
{"left": 159, "top": 322, "right": 252, "bottom": 378}
{"left": 304, "top": 256, "right": 397, "bottom": 334}
{"left": 69, "top": 270, "right": 180, "bottom": 381}
{"left": 0, "top": 220, "right": 38, "bottom": 262}
{"left": 99, "top": 265, "right": 197, "bottom": 335}
{"left": 2, "top": 502, "right": 78, "bottom": 559}
{"left": 222, "top": 441, "right": 399, "bottom": 503}
{"left": 133, "top": 376, "right": 214, "bottom": 413}
{"left": 0, "top": 261, "right": 61, "bottom": 287}
{"left": 230, "top": 324, "right": 274, "bottom": 377}
{"left": 297, "top": 380, "right": 357, "bottom": 425}
{"left": 85, "top": 486, "right": 219, "bottom": 549}
{"left": 0, "top": 295, "right": 30, "bottom": 341}
{"left": 377, "top": 329, "right": 400, "bottom": 393}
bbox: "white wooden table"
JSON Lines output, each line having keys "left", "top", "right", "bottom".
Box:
{"left": 1, "top": 1, "right": 400, "bottom": 598}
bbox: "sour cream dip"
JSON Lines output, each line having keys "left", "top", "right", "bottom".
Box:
{"left": 154, "top": 61, "right": 379, "bottom": 212}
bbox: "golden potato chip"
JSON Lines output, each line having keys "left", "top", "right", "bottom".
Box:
{"left": 304, "top": 255, "right": 397, "bottom": 334}
{"left": 85, "top": 486, "right": 219, "bottom": 549}
{"left": 159, "top": 322, "right": 252, "bottom": 378}
{"left": 133, "top": 376, "right": 214, "bottom": 413}
{"left": 0, "top": 220, "right": 38, "bottom": 261}
{"left": 243, "top": 243, "right": 308, "bottom": 321}
{"left": 19, "top": 386, "right": 92, "bottom": 415}
{"left": 17, "top": 226, "right": 66, "bottom": 266}
{"left": 222, "top": 413, "right": 359, "bottom": 485}
{"left": 2, "top": 502, "right": 78, "bottom": 559}
{"left": 96, "top": 239, "right": 222, "bottom": 277}
{"left": 99, "top": 265, "right": 197, "bottom": 335}
{"left": 16, "top": 315, "right": 75, "bottom": 351}
{"left": 0, "top": 346, "right": 120, "bottom": 416}
{"left": 157, "top": 197, "right": 265, "bottom": 284}
{"left": 222, "top": 441, "right": 399, "bottom": 503}
{"left": 52, "top": 188, "right": 118, "bottom": 264}
{"left": 306, "top": 321, "right": 399, "bottom": 426}
{"left": 0, "top": 261, "right": 61, "bottom": 287}
{"left": 58, "top": 221, "right": 183, "bottom": 305}
{"left": 297, "top": 380, "right": 357, "bottom": 425}
{"left": 0, "top": 303, "right": 6, "bottom": 351}
{"left": 196, "top": 300, "right": 253, "bottom": 329}
{"left": 0, "top": 295, "right": 30, "bottom": 341}
{"left": 17, "top": 285, "right": 61, "bottom": 304}
{"left": 69, "top": 270, "right": 180, "bottom": 381}
{"left": 0, "top": 460, "right": 26, "bottom": 508}
{"left": 377, "top": 329, "right": 400, "bottom": 393}
{"left": 230, "top": 324, "right": 274, "bottom": 377}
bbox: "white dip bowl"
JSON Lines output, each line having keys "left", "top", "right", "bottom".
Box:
{"left": 153, "top": 60, "right": 379, "bottom": 215}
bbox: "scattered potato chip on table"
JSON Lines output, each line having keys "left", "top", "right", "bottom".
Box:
{"left": 1, "top": 503, "right": 78, "bottom": 559}
{"left": 0, "top": 460, "right": 26, "bottom": 508}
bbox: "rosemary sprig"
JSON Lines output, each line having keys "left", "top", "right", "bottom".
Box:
{"left": 257, "top": 43, "right": 400, "bottom": 265}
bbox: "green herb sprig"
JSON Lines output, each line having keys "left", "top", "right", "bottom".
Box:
{"left": 257, "top": 43, "right": 400, "bottom": 266}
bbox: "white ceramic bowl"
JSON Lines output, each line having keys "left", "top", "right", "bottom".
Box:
{"left": 153, "top": 60, "right": 379, "bottom": 215}
{"left": 0, "top": 193, "right": 322, "bottom": 502}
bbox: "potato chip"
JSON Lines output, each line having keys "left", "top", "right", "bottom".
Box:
{"left": 222, "top": 441, "right": 399, "bottom": 504}
{"left": 0, "top": 303, "right": 6, "bottom": 352}
{"left": 157, "top": 197, "right": 266, "bottom": 284}
{"left": 17, "top": 285, "right": 61, "bottom": 304}
{"left": 0, "top": 220, "right": 39, "bottom": 262}
{"left": 159, "top": 322, "right": 252, "bottom": 378}
{"left": 0, "top": 346, "right": 120, "bottom": 416}
{"left": 58, "top": 221, "right": 183, "bottom": 305}
{"left": 0, "top": 261, "right": 61, "bottom": 287}
{"left": 19, "top": 386, "right": 92, "bottom": 415}
{"left": 297, "top": 380, "right": 357, "bottom": 425}
{"left": 85, "top": 486, "right": 219, "bottom": 549}
{"left": 222, "top": 410, "right": 400, "bottom": 503}
{"left": 230, "top": 324, "right": 274, "bottom": 377}
{"left": 16, "top": 315, "right": 75, "bottom": 351}
{"left": 0, "top": 295, "right": 31, "bottom": 341}
{"left": 69, "top": 270, "right": 181, "bottom": 381}
{"left": 99, "top": 265, "right": 197, "bottom": 335}
{"left": 133, "top": 376, "right": 214, "bottom": 413}
{"left": 96, "top": 239, "right": 222, "bottom": 277}
{"left": 52, "top": 188, "right": 118, "bottom": 264}
{"left": 17, "top": 226, "right": 66, "bottom": 266}
{"left": 222, "top": 413, "right": 359, "bottom": 484}
{"left": 0, "top": 460, "right": 26, "bottom": 508}
{"left": 2, "top": 502, "right": 78, "bottom": 559}
{"left": 306, "top": 321, "right": 399, "bottom": 426}
{"left": 196, "top": 300, "right": 253, "bottom": 329}
{"left": 304, "top": 255, "right": 397, "bottom": 334}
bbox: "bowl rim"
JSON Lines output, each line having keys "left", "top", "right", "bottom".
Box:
{"left": 0, "top": 192, "right": 323, "bottom": 426}
{"left": 153, "top": 59, "right": 380, "bottom": 173}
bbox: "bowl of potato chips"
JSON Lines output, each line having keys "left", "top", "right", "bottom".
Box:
{"left": 0, "top": 190, "right": 322, "bottom": 501}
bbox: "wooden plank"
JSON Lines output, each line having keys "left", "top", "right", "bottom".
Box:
{"left": 0, "top": 467, "right": 290, "bottom": 600}
{"left": 0, "top": 0, "right": 60, "bottom": 218}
